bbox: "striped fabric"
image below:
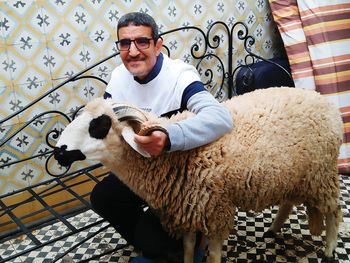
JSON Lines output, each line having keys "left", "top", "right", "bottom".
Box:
{"left": 269, "top": 0, "right": 350, "bottom": 175}
{"left": 297, "top": 1, "right": 350, "bottom": 94}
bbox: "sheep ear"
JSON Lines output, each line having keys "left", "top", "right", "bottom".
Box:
{"left": 89, "top": 114, "right": 112, "bottom": 139}
{"left": 121, "top": 126, "right": 151, "bottom": 158}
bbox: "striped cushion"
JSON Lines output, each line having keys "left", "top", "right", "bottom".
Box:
{"left": 269, "top": 0, "right": 350, "bottom": 174}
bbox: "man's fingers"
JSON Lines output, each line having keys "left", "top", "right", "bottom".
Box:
{"left": 134, "top": 134, "right": 152, "bottom": 145}
{"left": 133, "top": 131, "right": 168, "bottom": 156}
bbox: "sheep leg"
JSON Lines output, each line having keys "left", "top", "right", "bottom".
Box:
{"left": 207, "top": 236, "right": 223, "bottom": 263}
{"left": 265, "top": 202, "right": 293, "bottom": 236}
{"left": 183, "top": 232, "right": 196, "bottom": 263}
{"left": 324, "top": 208, "right": 341, "bottom": 258}
{"left": 307, "top": 206, "right": 324, "bottom": 235}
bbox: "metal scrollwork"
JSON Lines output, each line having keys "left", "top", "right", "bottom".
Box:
{"left": 160, "top": 26, "right": 208, "bottom": 58}
{"left": 0, "top": 21, "right": 292, "bottom": 179}
{"left": 0, "top": 111, "right": 71, "bottom": 175}
{"left": 44, "top": 129, "right": 68, "bottom": 177}
{"left": 46, "top": 128, "right": 61, "bottom": 148}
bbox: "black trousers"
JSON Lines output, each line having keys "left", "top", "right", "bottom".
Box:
{"left": 90, "top": 173, "right": 182, "bottom": 258}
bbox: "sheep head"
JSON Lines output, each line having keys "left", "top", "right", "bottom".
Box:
{"left": 54, "top": 98, "right": 150, "bottom": 167}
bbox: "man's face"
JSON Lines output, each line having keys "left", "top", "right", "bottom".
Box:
{"left": 117, "top": 25, "right": 162, "bottom": 80}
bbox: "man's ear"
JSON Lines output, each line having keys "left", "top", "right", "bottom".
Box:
{"left": 155, "top": 38, "right": 163, "bottom": 56}
{"left": 121, "top": 126, "right": 151, "bottom": 158}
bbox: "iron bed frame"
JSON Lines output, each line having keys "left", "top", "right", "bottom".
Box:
{"left": 0, "top": 21, "right": 292, "bottom": 262}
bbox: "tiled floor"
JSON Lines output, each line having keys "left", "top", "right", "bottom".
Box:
{"left": 1, "top": 175, "right": 350, "bottom": 263}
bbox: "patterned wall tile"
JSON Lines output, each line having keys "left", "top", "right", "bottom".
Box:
{"left": 0, "top": 46, "right": 9, "bottom": 82}
{"left": 8, "top": 13, "right": 44, "bottom": 45}
{"left": 44, "top": 0, "right": 74, "bottom": 16}
{"left": 235, "top": 0, "right": 249, "bottom": 15}
{"left": 0, "top": 147, "right": 21, "bottom": 186}
{"left": 6, "top": 161, "right": 47, "bottom": 192}
{"left": 4, "top": 0, "right": 37, "bottom": 16}
{"left": 0, "top": 53, "right": 16, "bottom": 86}
{"left": 52, "top": 79, "right": 103, "bottom": 114}
{"left": 16, "top": 65, "right": 48, "bottom": 92}
{"left": 47, "top": 39, "right": 84, "bottom": 80}
{"left": 12, "top": 81, "right": 55, "bottom": 124}
{"left": 0, "top": 16, "right": 5, "bottom": 47}
{"left": 5, "top": 43, "right": 41, "bottom": 84}
{"left": 0, "top": 129, "right": 28, "bottom": 193}
{"left": 0, "top": 89, "right": 20, "bottom": 126}
{"left": 0, "top": 0, "right": 283, "bottom": 194}
{"left": 0, "top": 4, "right": 19, "bottom": 42}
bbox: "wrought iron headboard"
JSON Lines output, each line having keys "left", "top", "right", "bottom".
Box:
{"left": 0, "top": 20, "right": 292, "bottom": 179}
{"left": 0, "top": 21, "right": 293, "bottom": 263}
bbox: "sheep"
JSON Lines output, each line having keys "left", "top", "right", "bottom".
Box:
{"left": 54, "top": 87, "right": 343, "bottom": 263}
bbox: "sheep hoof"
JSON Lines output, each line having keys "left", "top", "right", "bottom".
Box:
{"left": 263, "top": 230, "right": 276, "bottom": 239}
{"left": 323, "top": 250, "right": 336, "bottom": 263}
{"left": 323, "top": 257, "right": 336, "bottom": 263}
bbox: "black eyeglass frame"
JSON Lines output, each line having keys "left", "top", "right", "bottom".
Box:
{"left": 115, "top": 37, "right": 154, "bottom": 51}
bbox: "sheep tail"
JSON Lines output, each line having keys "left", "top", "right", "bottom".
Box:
{"left": 307, "top": 206, "right": 325, "bottom": 236}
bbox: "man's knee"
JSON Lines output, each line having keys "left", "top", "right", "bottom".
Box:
{"left": 133, "top": 209, "right": 182, "bottom": 257}
{"left": 90, "top": 179, "right": 106, "bottom": 213}
{"left": 90, "top": 173, "right": 124, "bottom": 213}
{"left": 90, "top": 173, "right": 146, "bottom": 221}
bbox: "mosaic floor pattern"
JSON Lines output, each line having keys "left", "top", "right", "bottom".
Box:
{"left": 0, "top": 175, "right": 350, "bottom": 263}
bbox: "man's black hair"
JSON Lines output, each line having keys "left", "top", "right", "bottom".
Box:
{"left": 117, "top": 12, "right": 159, "bottom": 41}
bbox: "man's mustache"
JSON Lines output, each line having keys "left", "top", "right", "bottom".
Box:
{"left": 126, "top": 56, "right": 146, "bottom": 62}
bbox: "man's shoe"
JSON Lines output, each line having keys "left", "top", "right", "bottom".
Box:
{"left": 131, "top": 234, "right": 207, "bottom": 263}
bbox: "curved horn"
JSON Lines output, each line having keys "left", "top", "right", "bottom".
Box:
{"left": 112, "top": 104, "right": 148, "bottom": 124}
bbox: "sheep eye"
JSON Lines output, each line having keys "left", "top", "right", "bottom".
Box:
{"left": 89, "top": 114, "right": 112, "bottom": 139}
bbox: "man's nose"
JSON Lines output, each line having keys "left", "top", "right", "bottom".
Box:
{"left": 128, "top": 42, "right": 140, "bottom": 55}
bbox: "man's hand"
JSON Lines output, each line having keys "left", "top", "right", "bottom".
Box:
{"left": 134, "top": 130, "right": 168, "bottom": 157}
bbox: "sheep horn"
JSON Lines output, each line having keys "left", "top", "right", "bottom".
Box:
{"left": 112, "top": 104, "right": 148, "bottom": 124}
{"left": 112, "top": 104, "right": 167, "bottom": 137}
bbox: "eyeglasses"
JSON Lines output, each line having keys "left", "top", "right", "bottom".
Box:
{"left": 115, "top": 37, "right": 153, "bottom": 51}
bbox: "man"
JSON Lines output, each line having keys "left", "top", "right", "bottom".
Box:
{"left": 90, "top": 12, "right": 233, "bottom": 262}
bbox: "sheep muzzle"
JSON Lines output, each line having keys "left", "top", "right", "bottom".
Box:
{"left": 53, "top": 145, "right": 86, "bottom": 167}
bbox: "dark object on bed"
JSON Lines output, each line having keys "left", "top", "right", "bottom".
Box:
{"left": 235, "top": 57, "right": 294, "bottom": 95}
